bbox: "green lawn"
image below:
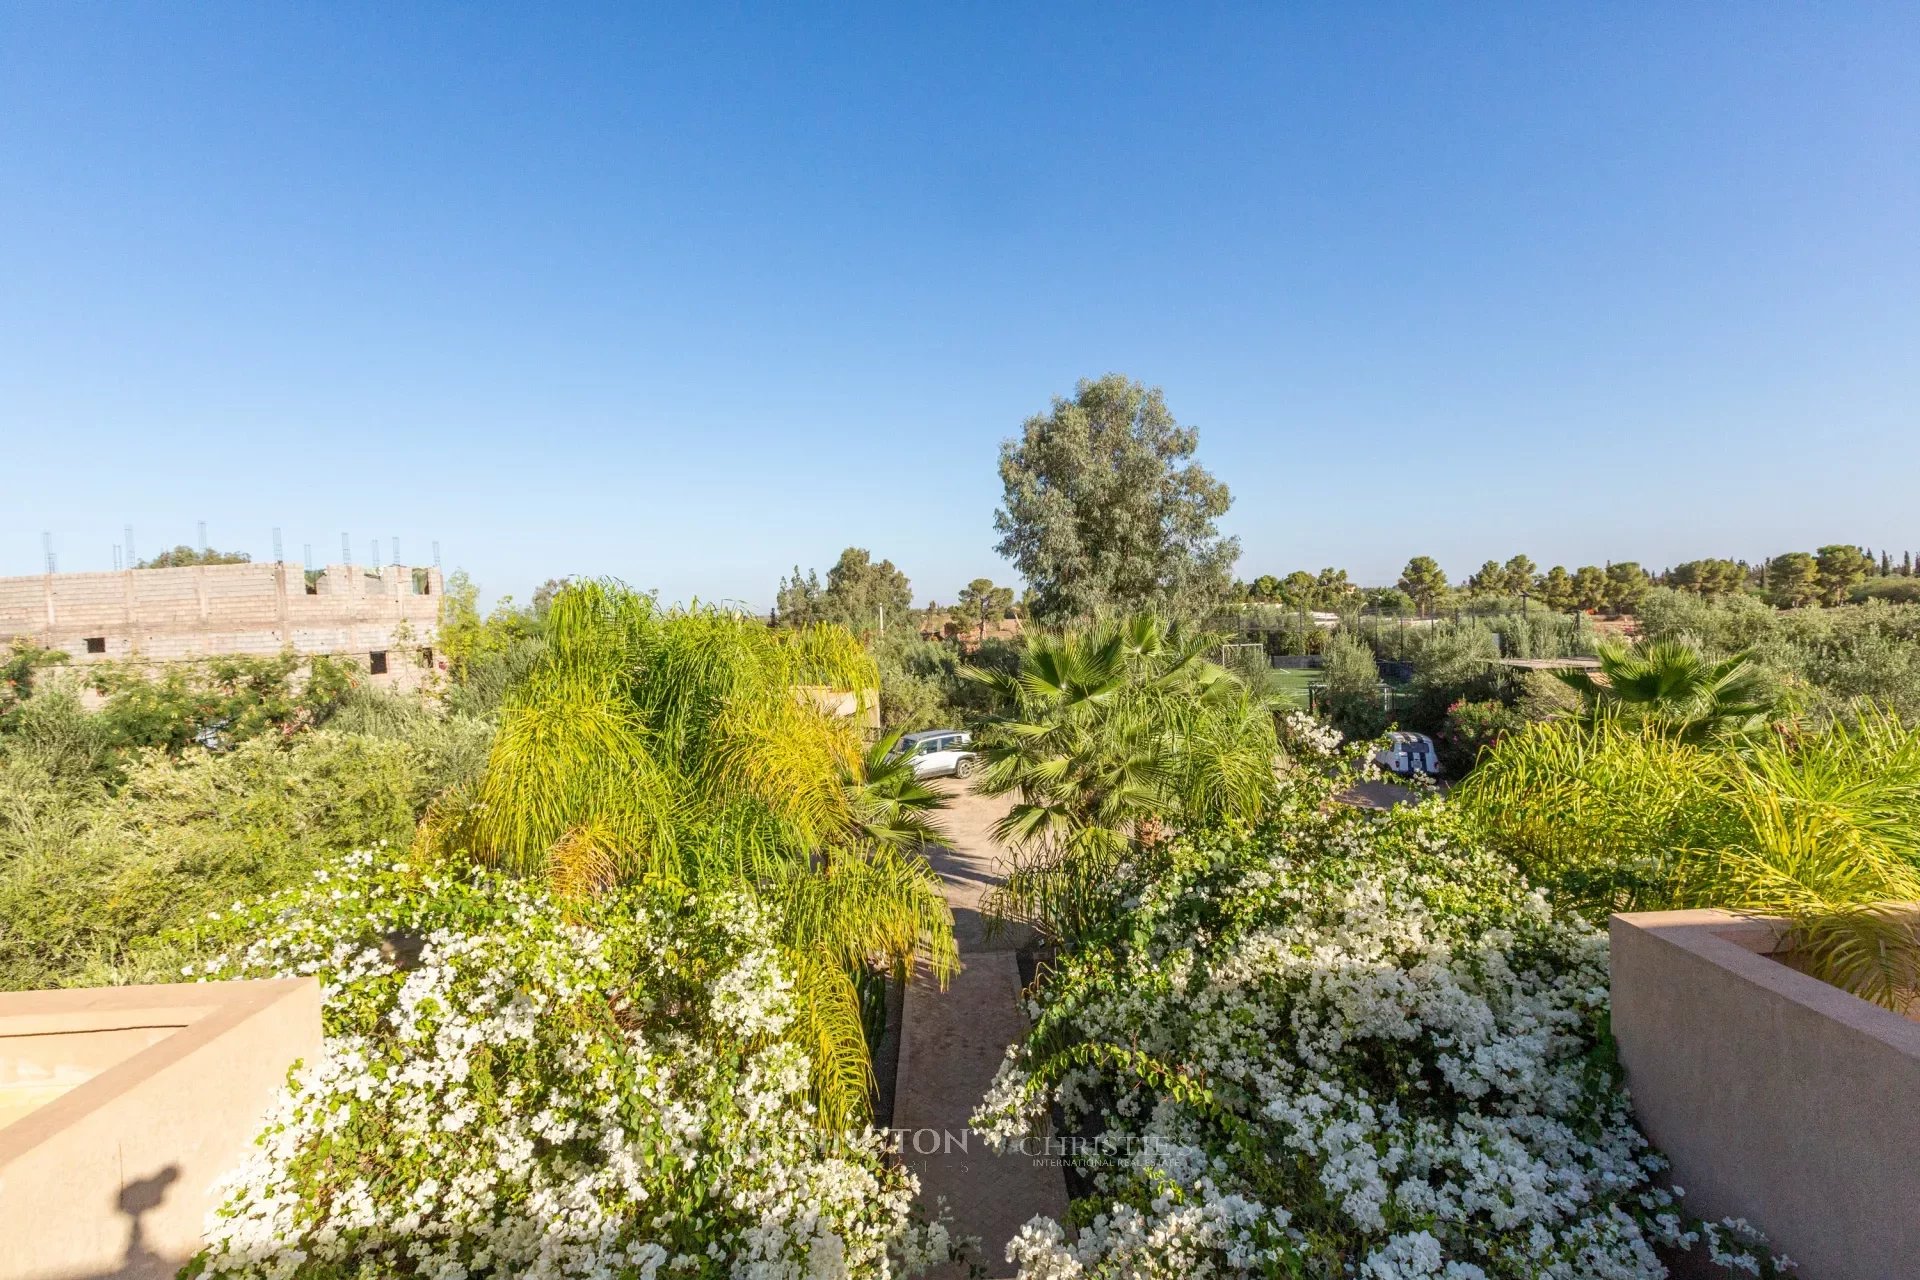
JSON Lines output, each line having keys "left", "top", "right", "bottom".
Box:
{"left": 1265, "top": 666, "right": 1320, "bottom": 709}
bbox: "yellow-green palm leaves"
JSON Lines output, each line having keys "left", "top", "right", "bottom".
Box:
{"left": 425, "top": 580, "right": 956, "bottom": 1127}
{"left": 1459, "top": 713, "right": 1920, "bottom": 1009}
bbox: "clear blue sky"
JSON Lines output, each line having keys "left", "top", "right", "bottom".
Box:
{"left": 4, "top": 5, "right": 1916, "bottom": 608}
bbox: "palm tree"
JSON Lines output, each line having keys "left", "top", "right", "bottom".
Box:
{"left": 841, "top": 730, "right": 950, "bottom": 851}
{"left": 967, "top": 614, "right": 1279, "bottom": 944}
{"left": 1459, "top": 713, "right": 1920, "bottom": 1010}
{"left": 421, "top": 580, "right": 956, "bottom": 1128}
{"left": 1556, "top": 639, "right": 1781, "bottom": 742}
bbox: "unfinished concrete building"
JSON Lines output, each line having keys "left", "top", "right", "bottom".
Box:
{"left": 0, "top": 562, "right": 444, "bottom": 690}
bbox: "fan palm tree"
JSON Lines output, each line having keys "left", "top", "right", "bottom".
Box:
{"left": 967, "top": 614, "right": 1280, "bottom": 944}
{"left": 420, "top": 580, "right": 956, "bottom": 1128}
{"left": 1556, "top": 639, "right": 1782, "bottom": 742}
{"left": 841, "top": 731, "right": 951, "bottom": 852}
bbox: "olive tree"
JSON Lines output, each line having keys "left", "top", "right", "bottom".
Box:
{"left": 1320, "top": 632, "right": 1387, "bottom": 739}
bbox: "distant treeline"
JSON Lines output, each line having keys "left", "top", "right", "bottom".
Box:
{"left": 1230, "top": 544, "right": 1919, "bottom": 616}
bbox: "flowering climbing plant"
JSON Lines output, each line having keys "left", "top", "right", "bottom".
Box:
{"left": 973, "top": 733, "right": 1787, "bottom": 1280}
{"left": 169, "top": 846, "right": 954, "bottom": 1280}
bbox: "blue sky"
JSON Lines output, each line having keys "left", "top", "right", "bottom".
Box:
{"left": 3, "top": 5, "right": 1917, "bottom": 608}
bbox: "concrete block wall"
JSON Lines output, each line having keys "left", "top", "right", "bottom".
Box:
{"left": 0, "top": 563, "right": 444, "bottom": 689}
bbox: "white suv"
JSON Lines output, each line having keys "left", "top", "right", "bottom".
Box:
{"left": 1373, "top": 731, "right": 1440, "bottom": 777}
{"left": 890, "top": 729, "right": 980, "bottom": 780}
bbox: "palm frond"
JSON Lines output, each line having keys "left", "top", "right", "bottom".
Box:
{"left": 1462, "top": 713, "right": 1920, "bottom": 1009}
{"left": 788, "top": 947, "right": 875, "bottom": 1132}
{"left": 423, "top": 579, "right": 958, "bottom": 1126}
{"left": 842, "top": 731, "right": 951, "bottom": 852}
{"left": 965, "top": 613, "right": 1279, "bottom": 945}
{"left": 546, "top": 820, "right": 621, "bottom": 901}
{"left": 1556, "top": 638, "right": 1784, "bottom": 743}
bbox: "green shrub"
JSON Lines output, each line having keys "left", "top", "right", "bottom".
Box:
{"left": 1851, "top": 577, "right": 1920, "bottom": 605}
{"left": 433, "top": 570, "right": 547, "bottom": 716}
{"left": 324, "top": 685, "right": 495, "bottom": 805}
{"left": 0, "top": 688, "right": 121, "bottom": 784}
{"left": 1636, "top": 587, "right": 1920, "bottom": 721}
{"left": 1636, "top": 585, "right": 1781, "bottom": 651}
{"left": 1357, "top": 610, "right": 1592, "bottom": 664}
{"left": 1434, "top": 697, "right": 1524, "bottom": 774}
{"left": 1394, "top": 622, "right": 1504, "bottom": 733}
{"left": 869, "top": 631, "right": 1022, "bottom": 731}
{"left": 441, "top": 635, "right": 544, "bottom": 718}
{"left": 871, "top": 632, "right": 964, "bottom": 731}
{"left": 0, "top": 731, "right": 425, "bottom": 990}
{"left": 1337, "top": 618, "right": 1540, "bottom": 735}
{"left": 89, "top": 652, "right": 360, "bottom": 753}
{"left": 0, "top": 641, "right": 69, "bottom": 731}
{"left": 1319, "top": 633, "right": 1386, "bottom": 739}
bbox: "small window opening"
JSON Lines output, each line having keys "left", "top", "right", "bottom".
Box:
{"left": 85, "top": 636, "right": 106, "bottom": 654}
{"left": 421, "top": 647, "right": 434, "bottom": 668}
{"left": 304, "top": 569, "right": 322, "bottom": 595}
{"left": 411, "top": 567, "right": 432, "bottom": 595}
{"left": 369, "top": 651, "right": 388, "bottom": 675}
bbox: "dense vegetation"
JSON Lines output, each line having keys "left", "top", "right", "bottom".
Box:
{"left": 5, "top": 377, "right": 1912, "bottom": 1276}
{"left": 950, "top": 570, "right": 1911, "bottom": 1277}
{"left": 1636, "top": 587, "right": 1920, "bottom": 722}
{"left": 975, "top": 718, "right": 1787, "bottom": 1279}
{"left": 0, "top": 656, "right": 491, "bottom": 990}
{"left": 1458, "top": 714, "right": 1920, "bottom": 1008}
{"left": 1237, "top": 584, "right": 1920, "bottom": 780}
{"left": 419, "top": 581, "right": 955, "bottom": 1130}
{"left": 1, "top": 577, "right": 969, "bottom": 1276}
{"left": 968, "top": 615, "right": 1281, "bottom": 946}
{"left": 869, "top": 628, "right": 1021, "bottom": 732}
{"left": 174, "top": 852, "right": 952, "bottom": 1279}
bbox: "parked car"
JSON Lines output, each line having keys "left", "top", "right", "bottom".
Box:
{"left": 889, "top": 729, "right": 980, "bottom": 779}
{"left": 1373, "top": 731, "right": 1439, "bottom": 777}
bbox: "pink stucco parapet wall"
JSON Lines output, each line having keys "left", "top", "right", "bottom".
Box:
{"left": 0, "top": 979, "right": 321, "bottom": 1280}
{"left": 1610, "top": 908, "right": 1920, "bottom": 1280}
